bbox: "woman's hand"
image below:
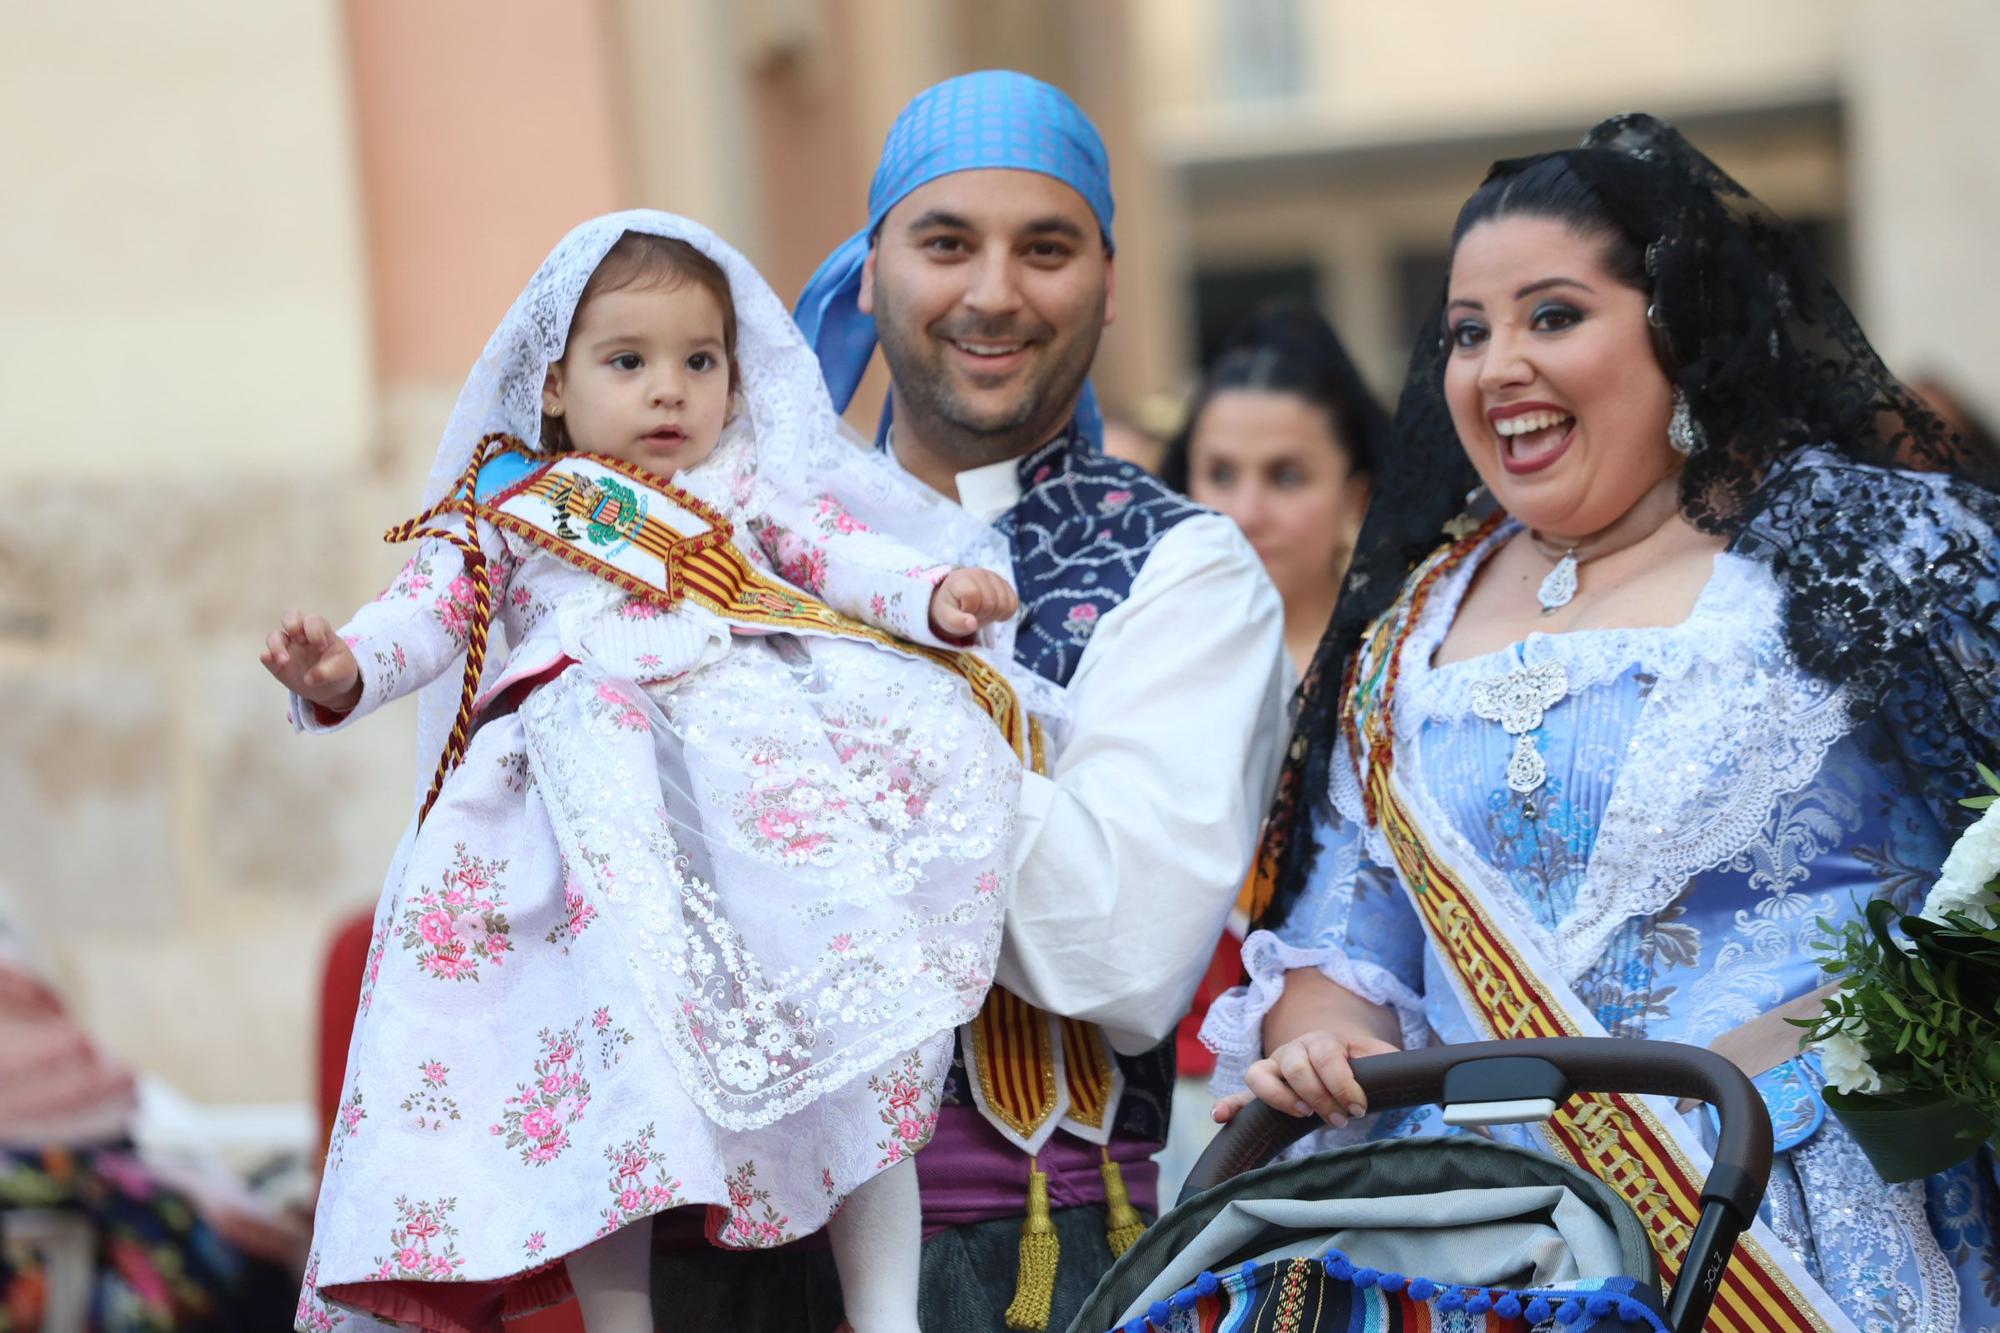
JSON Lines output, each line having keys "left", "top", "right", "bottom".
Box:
{"left": 261, "top": 609, "right": 362, "bottom": 713}
{"left": 929, "top": 567, "right": 1019, "bottom": 640}
{"left": 1214, "top": 1029, "right": 1402, "bottom": 1129}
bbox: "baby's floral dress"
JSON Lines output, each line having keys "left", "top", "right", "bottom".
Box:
{"left": 294, "top": 426, "right": 1024, "bottom": 1331}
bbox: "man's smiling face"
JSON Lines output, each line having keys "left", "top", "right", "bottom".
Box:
{"left": 861, "top": 168, "right": 1114, "bottom": 466}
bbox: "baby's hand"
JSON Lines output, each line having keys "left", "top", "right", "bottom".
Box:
{"left": 261, "top": 610, "right": 362, "bottom": 713}
{"left": 928, "top": 568, "right": 1019, "bottom": 641}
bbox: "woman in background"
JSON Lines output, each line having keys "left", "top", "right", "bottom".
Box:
{"left": 1164, "top": 304, "right": 1390, "bottom": 675}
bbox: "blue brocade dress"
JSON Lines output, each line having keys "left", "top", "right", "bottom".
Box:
{"left": 1204, "top": 452, "right": 2000, "bottom": 1331}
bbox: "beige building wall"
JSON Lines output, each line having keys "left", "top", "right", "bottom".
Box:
{"left": 1132, "top": 3, "right": 1947, "bottom": 399}
{"left": 1841, "top": 0, "right": 2000, "bottom": 423}
{"left": 1140, "top": 0, "right": 1840, "bottom": 145}
{"left": 1, "top": 1, "right": 372, "bottom": 477}
{"left": 0, "top": 0, "right": 382, "bottom": 1110}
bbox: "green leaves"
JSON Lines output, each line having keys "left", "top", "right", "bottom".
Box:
{"left": 1806, "top": 893, "right": 2000, "bottom": 1154}
{"left": 1804, "top": 765, "right": 2000, "bottom": 1176}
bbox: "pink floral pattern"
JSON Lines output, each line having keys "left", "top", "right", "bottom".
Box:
{"left": 523, "top": 1232, "right": 546, "bottom": 1261}
{"left": 371, "top": 1196, "right": 465, "bottom": 1282}
{"left": 1098, "top": 489, "right": 1134, "bottom": 513}
{"left": 491, "top": 1021, "right": 591, "bottom": 1165}
{"left": 328, "top": 1088, "right": 365, "bottom": 1166}
{"left": 400, "top": 843, "right": 513, "bottom": 982}
{"left": 737, "top": 775, "right": 841, "bottom": 865}
{"left": 545, "top": 871, "right": 596, "bottom": 954}
{"left": 589, "top": 681, "right": 649, "bottom": 732}
{"left": 592, "top": 1005, "right": 634, "bottom": 1068}
{"left": 1064, "top": 601, "right": 1101, "bottom": 642}
{"left": 594, "top": 1125, "right": 684, "bottom": 1237}
{"left": 868, "top": 1049, "right": 941, "bottom": 1168}
{"left": 381, "top": 552, "right": 438, "bottom": 602}
{"left": 358, "top": 913, "right": 390, "bottom": 1015}
{"left": 810, "top": 494, "right": 871, "bottom": 535}
{"left": 749, "top": 515, "right": 831, "bottom": 595}
{"left": 296, "top": 1255, "right": 344, "bottom": 1331}
{"left": 714, "top": 1161, "right": 795, "bottom": 1249}
{"left": 369, "top": 642, "right": 409, "bottom": 698}
{"left": 433, "top": 572, "right": 480, "bottom": 644}
{"left": 400, "top": 1060, "right": 461, "bottom": 1132}
{"left": 902, "top": 563, "right": 954, "bottom": 587}
{"left": 497, "top": 748, "right": 532, "bottom": 795}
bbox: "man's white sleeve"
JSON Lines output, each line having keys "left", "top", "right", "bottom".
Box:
{"left": 994, "top": 514, "right": 1289, "bottom": 1055}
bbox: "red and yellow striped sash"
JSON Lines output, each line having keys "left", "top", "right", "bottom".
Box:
{"left": 1345, "top": 523, "right": 1846, "bottom": 1332}
{"left": 474, "top": 445, "right": 1029, "bottom": 762}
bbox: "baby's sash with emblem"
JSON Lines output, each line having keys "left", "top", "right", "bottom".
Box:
{"left": 1343, "top": 526, "right": 1857, "bottom": 1333}
{"left": 390, "top": 438, "right": 1032, "bottom": 819}
{"left": 474, "top": 445, "right": 1029, "bottom": 755}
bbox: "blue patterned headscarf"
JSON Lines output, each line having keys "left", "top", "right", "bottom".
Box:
{"left": 793, "top": 70, "right": 1115, "bottom": 445}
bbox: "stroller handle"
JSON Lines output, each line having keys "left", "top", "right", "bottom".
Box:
{"left": 1181, "top": 1038, "right": 1774, "bottom": 1333}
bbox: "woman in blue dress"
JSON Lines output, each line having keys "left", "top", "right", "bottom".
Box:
{"left": 1201, "top": 114, "right": 2000, "bottom": 1332}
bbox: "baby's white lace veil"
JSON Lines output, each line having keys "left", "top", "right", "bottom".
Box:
{"left": 408, "top": 210, "right": 1030, "bottom": 806}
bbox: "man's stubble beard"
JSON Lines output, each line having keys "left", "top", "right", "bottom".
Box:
{"left": 874, "top": 282, "right": 1106, "bottom": 471}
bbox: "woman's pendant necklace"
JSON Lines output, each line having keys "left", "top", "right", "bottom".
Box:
{"left": 1537, "top": 548, "right": 1579, "bottom": 614}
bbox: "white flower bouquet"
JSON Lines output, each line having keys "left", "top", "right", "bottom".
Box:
{"left": 1801, "top": 763, "right": 2000, "bottom": 1182}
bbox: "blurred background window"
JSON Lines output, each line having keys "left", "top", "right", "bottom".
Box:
{"left": 1214, "top": 0, "right": 1306, "bottom": 103}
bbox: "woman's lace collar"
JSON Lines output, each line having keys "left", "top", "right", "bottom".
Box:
{"left": 1396, "top": 522, "right": 1776, "bottom": 726}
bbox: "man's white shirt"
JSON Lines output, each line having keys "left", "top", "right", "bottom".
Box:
{"left": 926, "top": 448, "right": 1290, "bottom": 1056}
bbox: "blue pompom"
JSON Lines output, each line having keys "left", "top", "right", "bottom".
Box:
{"left": 1170, "top": 1291, "right": 1194, "bottom": 1314}
{"left": 1526, "top": 1296, "right": 1554, "bottom": 1323}
{"left": 1122, "top": 1320, "right": 1147, "bottom": 1333}
{"left": 1587, "top": 1294, "right": 1616, "bottom": 1317}
{"left": 1354, "top": 1267, "right": 1379, "bottom": 1290}
{"left": 1378, "top": 1271, "right": 1406, "bottom": 1294}
{"left": 1408, "top": 1277, "right": 1438, "bottom": 1301}
{"left": 1324, "top": 1252, "right": 1353, "bottom": 1280}
{"left": 1195, "top": 1271, "right": 1219, "bottom": 1297}
{"left": 1496, "top": 1294, "right": 1524, "bottom": 1319}
{"left": 1437, "top": 1289, "right": 1467, "bottom": 1313}
{"left": 1466, "top": 1292, "right": 1493, "bottom": 1315}
{"left": 1149, "top": 1300, "right": 1171, "bottom": 1326}
{"left": 1556, "top": 1299, "right": 1584, "bottom": 1324}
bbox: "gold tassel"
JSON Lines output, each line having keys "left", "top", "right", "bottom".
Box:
{"left": 1003, "top": 1165, "right": 1060, "bottom": 1331}
{"left": 1099, "top": 1153, "right": 1146, "bottom": 1257}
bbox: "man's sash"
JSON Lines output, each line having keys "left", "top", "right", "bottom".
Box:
{"left": 962, "top": 987, "right": 1126, "bottom": 1154}
{"left": 471, "top": 443, "right": 1029, "bottom": 761}
{"left": 1349, "top": 528, "right": 1856, "bottom": 1333}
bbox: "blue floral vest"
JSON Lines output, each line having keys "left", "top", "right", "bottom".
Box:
{"left": 943, "top": 422, "right": 1208, "bottom": 1142}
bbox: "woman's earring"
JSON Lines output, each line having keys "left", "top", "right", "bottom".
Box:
{"left": 1668, "top": 389, "right": 1700, "bottom": 456}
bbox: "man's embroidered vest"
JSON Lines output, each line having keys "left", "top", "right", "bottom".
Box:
{"left": 940, "top": 424, "right": 1206, "bottom": 1144}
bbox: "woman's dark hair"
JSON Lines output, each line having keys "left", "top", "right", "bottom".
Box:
{"left": 1450, "top": 155, "right": 1649, "bottom": 291}
{"left": 1161, "top": 303, "right": 1390, "bottom": 494}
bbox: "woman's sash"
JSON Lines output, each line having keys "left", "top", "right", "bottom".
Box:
{"left": 1351, "top": 529, "right": 1856, "bottom": 1333}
